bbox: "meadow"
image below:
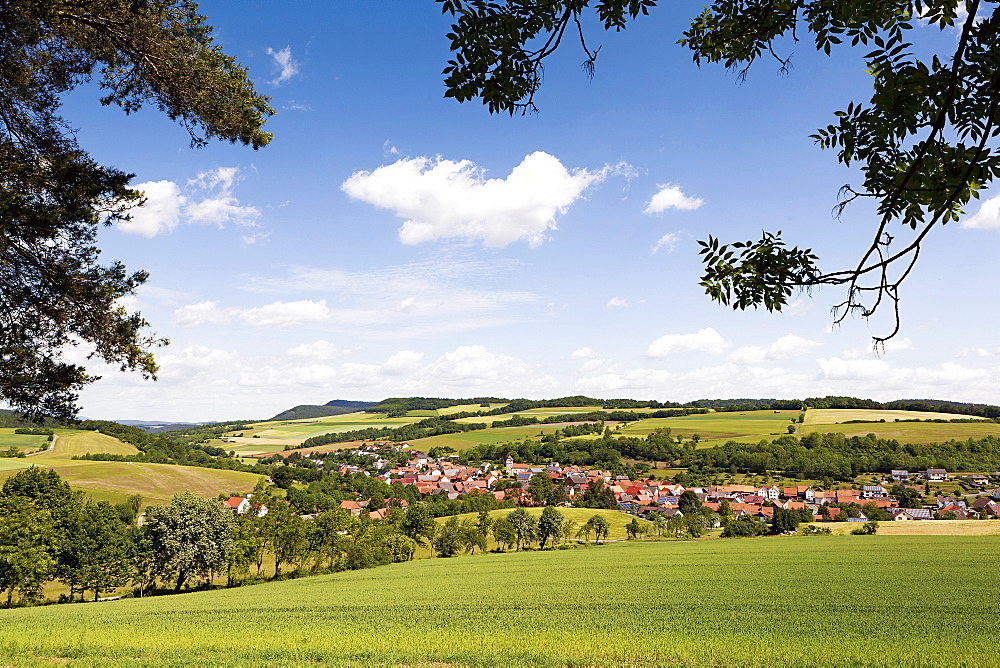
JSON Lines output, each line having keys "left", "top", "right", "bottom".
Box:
{"left": 0, "top": 535, "right": 995, "bottom": 666}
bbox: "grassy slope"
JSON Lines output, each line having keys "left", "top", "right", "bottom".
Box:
{"left": 0, "top": 536, "right": 996, "bottom": 666}
{"left": 0, "top": 431, "right": 263, "bottom": 505}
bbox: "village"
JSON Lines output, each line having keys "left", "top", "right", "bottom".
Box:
{"left": 225, "top": 442, "right": 1000, "bottom": 525}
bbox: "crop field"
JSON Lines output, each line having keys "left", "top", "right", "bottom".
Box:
{"left": 803, "top": 408, "right": 987, "bottom": 424}
{"left": 0, "top": 454, "right": 264, "bottom": 505}
{"left": 616, "top": 409, "right": 801, "bottom": 446}
{"left": 0, "top": 536, "right": 995, "bottom": 666}
{"left": 800, "top": 420, "right": 1000, "bottom": 444}
{"left": 32, "top": 430, "right": 139, "bottom": 459}
{"left": 223, "top": 412, "right": 422, "bottom": 449}
{"left": 406, "top": 424, "right": 569, "bottom": 451}
{"left": 0, "top": 430, "right": 48, "bottom": 450}
{"left": 0, "top": 458, "right": 33, "bottom": 472}
{"left": 821, "top": 520, "right": 1000, "bottom": 536}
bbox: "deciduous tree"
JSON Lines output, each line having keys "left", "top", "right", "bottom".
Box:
{"left": 143, "top": 490, "right": 235, "bottom": 592}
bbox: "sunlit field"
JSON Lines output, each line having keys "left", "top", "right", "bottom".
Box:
{"left": 0, "top": 536, "right": 995, "bottom": 666}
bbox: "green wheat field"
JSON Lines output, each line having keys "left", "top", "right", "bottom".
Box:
{"left": 1, "top": 535, "right": 996, "bottom": 666}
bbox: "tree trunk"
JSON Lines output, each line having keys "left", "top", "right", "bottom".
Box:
{"left": 174, "top": 570, "right": 186, "bottom": 593}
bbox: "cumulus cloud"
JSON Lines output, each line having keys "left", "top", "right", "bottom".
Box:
{"left": 174, "top": 299, "right": 330, "bottom": 328}
{"left": 606, "top": 297, "right": 628, "bottom": 308}
{"left": 341, "top": 151, "right": 617, "bottom": 247}
{"left": 119, "top": 167, "right": 259, "bottom": 237}
{"left": 646, "top": 328, "right": 730, "bottom": 358}
{"left": 121, "top": 180, "right": 186, "bottom": 237}
{"left": 571, "top": 347, "right": 598, "bottom": 360}
{"left": 643, "top": 183, "right": 704, "bottom": 214}
{"left": 266, "top": 46, "right": 299, "bottom": 85}
{"left": 962, "top": 193, "right": 1000, "bottom": 229}
{"left": 728, "top": 333, "right": 822, "bottom": 364}
{"left": 381, "top": 350, "right": 425, "bottom": 376}
{"left": 651, "top": 232, "right": 681, "bottom": 254}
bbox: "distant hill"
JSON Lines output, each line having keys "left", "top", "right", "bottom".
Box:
{"left": 115, "top": 420, "right": 205, "bottom": 434}
{"left": 270, "top": 401, "right": 377, "bottom": 421}
{"left": 324, "top": 400, "right": 380, "bottom": 410}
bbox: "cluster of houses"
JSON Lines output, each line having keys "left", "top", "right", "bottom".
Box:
{"left": 231, "top": 443, "right": 1000, "bottom": 523}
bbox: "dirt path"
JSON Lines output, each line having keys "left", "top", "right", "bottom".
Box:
{"left": 25, "top": 434, "right": 56, "bottom": 456}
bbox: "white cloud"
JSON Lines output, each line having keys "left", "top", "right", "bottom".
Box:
{"left": 651, "top": 232, "right": 681, "bottom": 254}
{"left": 286, "top": 340, "right": 346, "bottom": 362}
{"left": 119, "top": 167, "right": 259, "bottom": 237}
{"left": 816, "top": 357, "right": 893, "bottom": 381}
{"left": 174, "top": 299, "right": 330, "bottom": 328}
{"left": 962, "top": 193, "right": 1000, "bottom": 229}
{"left": 571, "top": 347, "right": 597, "bottom": 359}
{"left": 646, "top": 328, "right": 730, "bottom": 358}
{"left": 842, "top": 336, "right": 915, "bottom": 360}
{"left": 121, "top": 180, "right": 186, "bottom": 237}
{"left": 266, "top": 46, "right": 299, "bottom": 85}
{"left": 606, "top": 297, "right": 628, "bottom": 308}
{"left": 240, "top": 300, "right": 331, "bottom": 328}
{"left": 173, "top": 301, "right": 232, "bottom": 328}
{"left": 381, "top": 350, "right": 425, "bottom": 376}
{"left": 728, "top": 333, "right": 822, "bottom": 364}
{"left": 643, "top": 183, "right": 704, "bottom": 214}
{"left": 341, "top": 151, "right": 614, "bottom": 247}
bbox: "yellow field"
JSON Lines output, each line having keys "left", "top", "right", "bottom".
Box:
{"left": 32, "top": 430, "right": 140, "bottom": 459}
{"left": 820, "top": 520, "right": 1000, "bottom": 536}
{"left": 803, "top": 408, "right": 987, "bottom": 424}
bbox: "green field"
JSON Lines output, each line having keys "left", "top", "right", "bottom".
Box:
{"left": 0, "top": 429, "right": 48, "bottom": 450}
{"left": 0, "top": 536, "right": 995, "bottom": 665}
{"left": 408, "top": 424, "right": 570, "bottom": 451}
{"left": 616, "top": 409, "right": 801, "bottom": 447}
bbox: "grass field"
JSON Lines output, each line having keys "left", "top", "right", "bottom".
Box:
{"left": 0, "top": 536, "right": 995, "bottom": 666}
{"left": 616, "top": 409, "right": 801, "bottom": 447}
{"left": 407, "top": 424, "right": 570, "bottom": 451}
{"left": 0, "top": 429, "right": 48, "bottom": 450}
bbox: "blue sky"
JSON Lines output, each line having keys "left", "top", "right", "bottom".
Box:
{"left": 58, "top": 2, "right": 1000, "bottom": 421}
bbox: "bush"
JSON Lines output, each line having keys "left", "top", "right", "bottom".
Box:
{"left": 850, "top": 520, "right": 879, "bottom": 535}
